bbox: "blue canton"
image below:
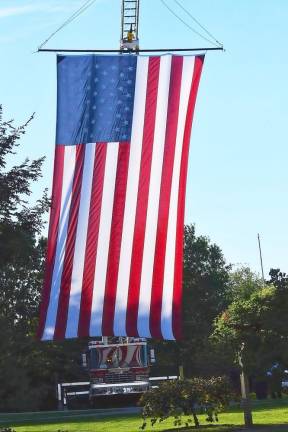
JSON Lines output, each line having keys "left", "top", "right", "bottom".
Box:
{"left": 56, "top": 55, "right": 137, "bottom": 145}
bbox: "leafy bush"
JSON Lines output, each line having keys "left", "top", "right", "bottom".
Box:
{"left": 139, "top": 376, "right": 235, "bottom": 429}
{"left": 0, "top": 428, "right": 16, "bottom": 432}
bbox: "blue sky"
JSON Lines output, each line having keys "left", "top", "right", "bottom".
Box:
{"left": 1, "top": 0, "right": 287, "bottom": 277}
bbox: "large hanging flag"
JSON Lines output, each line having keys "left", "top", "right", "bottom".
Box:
{"left": 38, "top": 54, "right": 204, "bottom": 341}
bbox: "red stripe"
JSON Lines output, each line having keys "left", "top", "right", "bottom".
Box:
{"left": 37, "top": 146, "right": 65, "bottom": 339}
{"left": 125, "top": 57, "right": 161, "bottom": 337}
{"left": 122, "top": 346, "right": 128, "bottom": 364}
{"left": 78, "top": 143, "right": 107, "bottom": 337}
{"left": 149, "top": 56, "right": 184, "bottom": 339}
{"left": 101, "top": 142, "right": 130, "bottom": 336}
{"left": 54, "top": 145, "right": 86, "bottom": 340}
{"left": 173, "top": 55, "right": 204, "bottom": 339}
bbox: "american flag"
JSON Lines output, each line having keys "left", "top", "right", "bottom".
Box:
{"left": 38, "top": 54, "right": 204, "bottom": 341}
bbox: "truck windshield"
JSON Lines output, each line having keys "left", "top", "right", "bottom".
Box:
{"left": 90, "top": 344, "right": 147, "bottom": 369}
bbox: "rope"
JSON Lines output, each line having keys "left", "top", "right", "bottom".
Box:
{"left": 38, "top": 0, "right": 97, "bottom": 50}
{"left": 159, "top": 0, "right": 222, "bottom": 49}
{"left": 172, "top": 0, "right": 223, "bottom": 47}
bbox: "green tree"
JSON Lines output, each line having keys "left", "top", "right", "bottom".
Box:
{"left": 213, "top": 268, "right": 288, "bottom": 379}
{"left": 0, "top": 106, "right": 48, "bottom": 410}
{"left": 227, "top": 266, "right": 263, "bottom": 301}
{"left": 0, "top": 107, "right": 86, "bottom": 411}
{"left": 0, "top": 108, "right": 48, "bottom": 267}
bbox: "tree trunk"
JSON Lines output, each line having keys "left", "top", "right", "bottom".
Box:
{"left": 192, "top": 410, "right": 200, "bottom": 428}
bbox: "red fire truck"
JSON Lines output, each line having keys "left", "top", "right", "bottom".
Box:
{"left": 56, "top": 339, "right": 180, "bottom": 409}
{"left": 82, "top": 337, "right": 154, "bottom": 401}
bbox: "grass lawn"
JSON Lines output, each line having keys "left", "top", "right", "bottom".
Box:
{"left": 1, "top": 398, "right": 288, "bottom": 432}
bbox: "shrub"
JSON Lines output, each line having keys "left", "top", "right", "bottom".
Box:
{"left": 0, "top": 428, "right": 16, "bottom": 432}
{"left": 139, "top": 376, "right": 235, "bottom": 429}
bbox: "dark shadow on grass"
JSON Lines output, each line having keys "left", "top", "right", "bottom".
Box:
{"left": 161, "top": 424, "right": 288, "bottom": 432}
{"left": 231, "top": 425, "right": 288, "bottom": 432}
{"left": 161, "top": 425, "right": 240, "bottom": 431}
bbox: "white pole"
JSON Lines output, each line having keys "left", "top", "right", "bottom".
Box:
{"left": 257, "top": 233, "right": 265, "bottom": 285}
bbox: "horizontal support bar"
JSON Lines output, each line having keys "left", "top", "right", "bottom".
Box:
{"left": 91, "top": 381, "right": 149, "bottom": 388}
{"left": 66, "top": 391, "right": 90, "bottom": 396}
{"left": 38, "top": 47, "right": 223, "bottom": 53}
{"left": 149, "top": 375, "right": 178, "bottom": 381}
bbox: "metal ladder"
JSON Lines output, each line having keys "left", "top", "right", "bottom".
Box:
{"left": 120, "top": 0, "right": 140, "bottom": 50}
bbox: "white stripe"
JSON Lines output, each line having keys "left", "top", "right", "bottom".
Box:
{"left": 42, "top": 146, "right": 76, "bottom": 340}
{"left": 113, "top": 57, "right": 149, "bottom": 336}
{"left": 65, "top": 142, "right": 96, "bottom": 338}
{"left": 89, "top": 142, "right": 119, "bottom": 335}
{"left": 161, "top": 57, "right": 195, "bottom": 339}
{"left": 123, "top": 346, "right": 137, "bottom": 365}
{"left": 137, "top": 55, "right": 172, "bottom": 337}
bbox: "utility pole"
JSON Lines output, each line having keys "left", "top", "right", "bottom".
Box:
{"left": 238, "top": 343, "right": 253, "bottom": 428}
{"left": 257, "top": 233, "right": 265, "bottom": 285}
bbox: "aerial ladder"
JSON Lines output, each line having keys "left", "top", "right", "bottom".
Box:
{"left": 120, "top": 0, "right": 140, "bottom": 51}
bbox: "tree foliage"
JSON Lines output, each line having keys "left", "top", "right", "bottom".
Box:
{"left": 183, "top": 225, "right": 231, "bottom": 339}
{"left": 0, "top": 107, "right": 86, "bottom": 412}
{"left": 139, "top": 376, "right": 235, "bottom": 429}
{"left": 213, "top": 268, "right": 288, "bottom": 377}
{"left": 226, "top": 266, "right": 264, "bottom": 301}
{"left": 0, "top": 107, "right": 49, "bottom": 267}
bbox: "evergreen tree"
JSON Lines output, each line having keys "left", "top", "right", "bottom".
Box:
{"left": 0, "top": 106, "right": 86, "bottom": 411}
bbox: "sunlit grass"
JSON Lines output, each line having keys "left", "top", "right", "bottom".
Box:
{"left": 1, "top": 398, "right": 288, "bottom": 431}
